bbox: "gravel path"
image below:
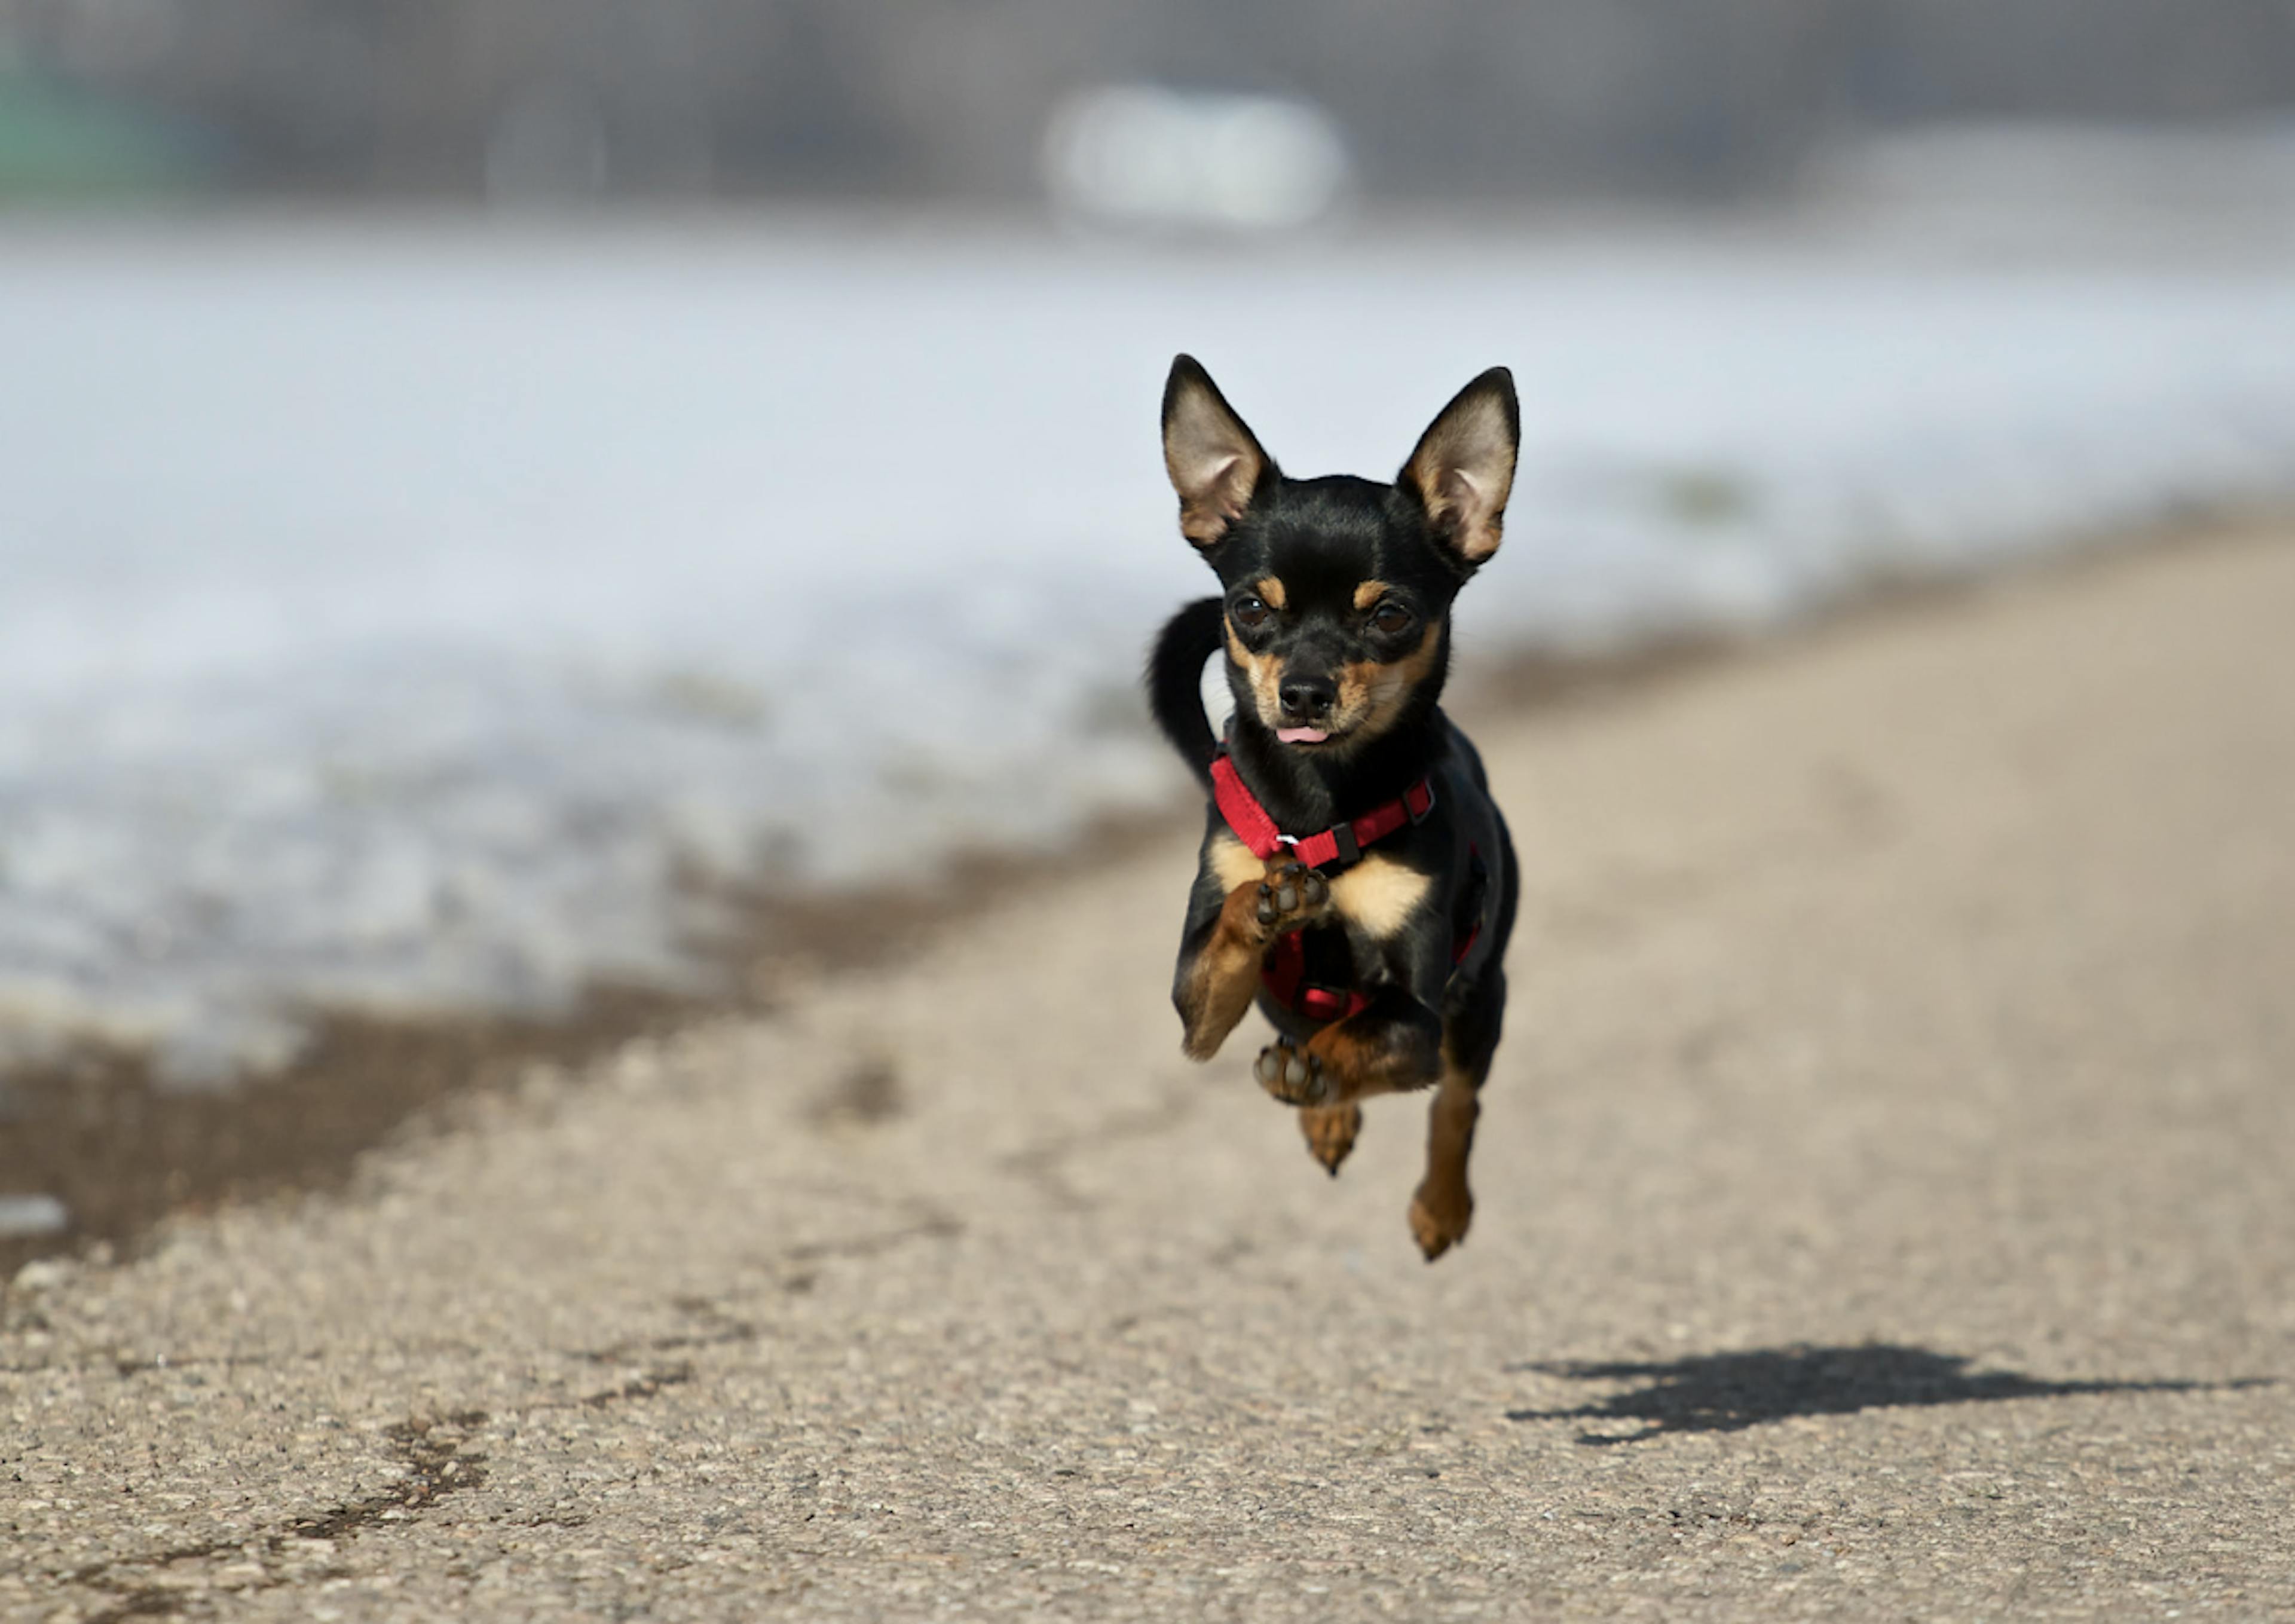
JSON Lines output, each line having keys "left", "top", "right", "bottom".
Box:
{"left": 7, "top": 528, "right": 2293, "bottom": 1621}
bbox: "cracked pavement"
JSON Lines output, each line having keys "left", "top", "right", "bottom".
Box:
{"left": 7, "top": 530, "right": 2295, "bottom": 1620}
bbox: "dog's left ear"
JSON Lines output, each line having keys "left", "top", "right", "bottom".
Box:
{"left": 1401, "top": 368, "right": 1519, "bottom": 569}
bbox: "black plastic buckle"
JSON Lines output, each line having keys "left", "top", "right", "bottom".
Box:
{"left": 1407, "top": 781, "right": 1437, "bottom": 824}
{"left": 1329, "top": 821, "right": 1361, "bottom": 866}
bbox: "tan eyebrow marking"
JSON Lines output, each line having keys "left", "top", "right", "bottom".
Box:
{"left": 1256, "top": 577, "right": 1287, "bottom": 610}
{"left": 1352, "top": 580, "right": 1393, "bottom": 611}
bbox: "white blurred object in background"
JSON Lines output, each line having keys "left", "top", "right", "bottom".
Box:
{"left": 1041, "top": 84, "right": 1350, "bottom": 231}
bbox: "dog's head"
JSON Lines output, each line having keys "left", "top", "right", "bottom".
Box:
{"left": 1160, "top": 355, "right": 1519, "bottom": 753}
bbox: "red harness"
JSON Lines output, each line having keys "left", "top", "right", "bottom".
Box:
{"left": 1208, "top": 749, "right": 1480, "bottom": 1023}
{"left": 1210, "top": 751, "right": 1435, "bottom": 871}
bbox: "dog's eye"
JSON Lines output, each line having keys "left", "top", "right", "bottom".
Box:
{"left": 1231, "top": 596, "right": 1271, "bottom": 629}
{"left": 1369, "top": 600, "right": 1413, "bottom": 635}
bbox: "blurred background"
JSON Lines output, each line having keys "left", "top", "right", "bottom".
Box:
{"left": 7, "top": 0, "right": 2295, "bottom": 207}
{"left": 4, "top": 0, "right": 2295, "bottom": 1175}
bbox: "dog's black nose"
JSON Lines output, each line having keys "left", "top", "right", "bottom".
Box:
{"left": 1279, "top": 672, "right": 1337, "bottom": 719}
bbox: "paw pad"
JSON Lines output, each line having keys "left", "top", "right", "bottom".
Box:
{"left": 1254, "top": 860, "right": 1329, "bottom": 929}
{"left": 1254, "top": 1040, "right": 1327, "bottom": 1105}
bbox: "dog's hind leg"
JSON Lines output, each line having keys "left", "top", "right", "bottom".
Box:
{"left": 1407, "top": 1065, "right": 1481, "bottom": 1259}
{"left": 1297, "top": 1103, "right": 1363, "bottom": 1176}
{"left": 1256, "top": 986, "right": 1442, "bottom": 1107}
{"left": 1409, "top": 968, "right": 1505, "bottom": 1261}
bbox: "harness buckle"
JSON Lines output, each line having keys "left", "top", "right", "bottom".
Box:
{"left": 1407, "top": 781, "right": 1437, "bottom": 824}
{"left": 1328, "top": 821, "right": 1361, "bottom": 866}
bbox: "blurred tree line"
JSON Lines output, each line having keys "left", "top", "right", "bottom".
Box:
{"left": 2, "top": 0, "right": 2291, "bottom": 201}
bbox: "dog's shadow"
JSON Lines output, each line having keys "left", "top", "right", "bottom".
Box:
{"left": 1507, "top": 1343, "right": 2269, "bottom": 1446}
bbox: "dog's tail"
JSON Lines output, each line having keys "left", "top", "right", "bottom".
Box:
{"left": 1145, "top": 596, "right": 1226, "bottom": 787}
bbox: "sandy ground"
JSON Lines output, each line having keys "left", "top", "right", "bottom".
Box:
{"left": 7, "top": 528, "right": 2294, "bottom": 1622}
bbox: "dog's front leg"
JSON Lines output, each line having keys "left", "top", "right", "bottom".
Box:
{"left": 1173, "top": 856, "right": 1329, "bottom": 1060}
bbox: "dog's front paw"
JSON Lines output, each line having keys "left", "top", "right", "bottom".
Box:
{"left": 1253, "top": 858, "right": 1329, "bottom": 938}
{"left": 1254, "top": 1038, "right": 1328, "bottom": 1106}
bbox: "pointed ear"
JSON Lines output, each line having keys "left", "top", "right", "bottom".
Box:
{"left": 1400, "top": 367, "right": 1519, "bottom": 568}
{"left": 1162, "top": 355, "right": 1275, "bottom": 550}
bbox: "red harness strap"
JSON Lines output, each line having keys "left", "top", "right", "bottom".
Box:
{"left": 1260, "top": 932, "right": 1370, "bottom": 1023}
{"left": 1208, "top": 751, "right": 1434, "bottom": 871}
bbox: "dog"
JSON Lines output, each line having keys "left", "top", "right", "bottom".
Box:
{"left": 1145, "top": 354, "right": 1522, "bottom": 1261}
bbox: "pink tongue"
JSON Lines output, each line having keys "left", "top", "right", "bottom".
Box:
{"left": 1277, "top": 726, "right": 1330, "bottom": 745}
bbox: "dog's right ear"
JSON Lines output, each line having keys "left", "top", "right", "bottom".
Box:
{"left": 1162, "top": 355, "right": 1275, "bottom": 550}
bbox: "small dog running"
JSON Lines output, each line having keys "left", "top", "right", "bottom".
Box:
{"left": 1145, "top": 356, "right": 1522, "bottom": 1261}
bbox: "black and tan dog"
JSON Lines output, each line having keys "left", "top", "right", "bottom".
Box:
{"left": 1145, "top": 355, "right": 1522, "bottom": 1261}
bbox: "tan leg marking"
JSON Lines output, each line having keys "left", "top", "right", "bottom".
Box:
{"left": 1178, "top": 858, "right": 1329, "bottom": 1061}
{"left": 1296, "top": 1009, "right": 1442, "bottom": 1105}
{"left": 1177, "top": 883, "right": 1274, "bottom": 1061}
{"left": 1407, "top": 1063, "right": 1481, "bottom": 1261}
{"left": 1297, "top": 1102, "right": 1362, "bottom": 1175}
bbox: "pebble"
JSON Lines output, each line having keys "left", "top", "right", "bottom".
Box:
{"left": 0, "top": 1194, "right": 69, "bottom": 1239}
{"left": 10, "top": 1256, "right": 75, "bottom": 1293}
